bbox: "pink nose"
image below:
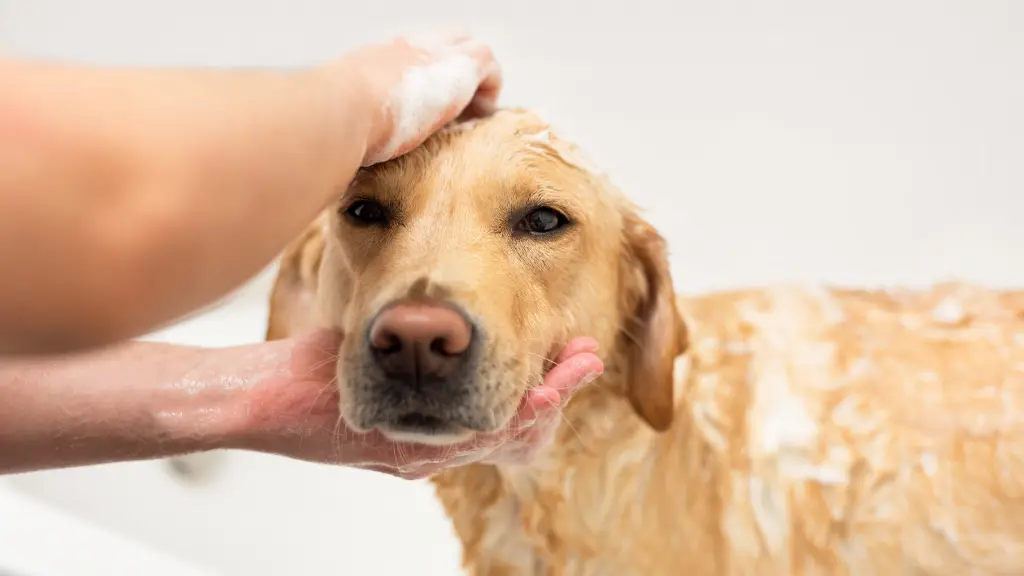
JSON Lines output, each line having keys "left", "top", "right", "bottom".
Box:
{"left": 369, "top": 304, "right": 473, "bottom": 381}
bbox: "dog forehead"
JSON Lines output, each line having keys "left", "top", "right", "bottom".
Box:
{"left": 353, "top": 108, "right": 619, "bottom": 219}
{"left": 439, "top": 110, "right": 607, "bottom": 187}
{"left": 366, "top": 117, "right": 549, "bottom": 202}
{"left": 436, "top": 111, "right": 553, "bottom": 173}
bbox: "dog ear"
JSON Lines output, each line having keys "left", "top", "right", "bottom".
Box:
{"left": 265, "top": 220, "right": 327, "bottom": 341}
{"left": 618, "top": 211, "right": 688, "bottom": 431}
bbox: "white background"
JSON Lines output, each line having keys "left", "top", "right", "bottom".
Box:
{"left": 1, "top": 1, "right": 1021, "bottom": 574}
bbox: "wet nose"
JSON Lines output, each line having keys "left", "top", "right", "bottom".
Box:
{"left": 368, "top": 303, "right": 474, "bottom": 382}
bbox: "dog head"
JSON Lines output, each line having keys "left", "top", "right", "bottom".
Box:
{"left": 268, "top": 110, "right": 687, "bottom": 445}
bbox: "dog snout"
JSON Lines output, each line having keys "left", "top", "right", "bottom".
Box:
{"left": 368, "top": 303, "right": 474, "bottom": 383}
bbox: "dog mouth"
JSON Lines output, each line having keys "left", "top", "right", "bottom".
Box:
{"left": 395, "top": 412, "right": 446, "bottom": 429}
{"left": 375, "top": 409, "right": 475, "bottom": 445}
{"left": 389, "top": 411, "right": 463, "bottom": 436}
{"left": 358, "top": 344, "right": 561, "bottom": 444}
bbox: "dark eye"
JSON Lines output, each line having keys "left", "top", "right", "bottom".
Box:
{"left": 516, "top": 207, "right": 569, "bottom": 236}
{"left": 344, "top": 199, "right": 387, "bottom": 225}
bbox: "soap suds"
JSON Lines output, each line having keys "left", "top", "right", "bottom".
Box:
{"left": 521, "top": 124, "right": 605, "bottom": 176}
{"left": 364, "top": 40, "right": 485, "bottom": 166}
{"left": 931, "top": 296, "right": 966, "bottom": 325}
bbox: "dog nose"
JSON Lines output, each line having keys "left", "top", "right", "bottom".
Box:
{"left": 369, "top": 303, "right": 473, "bottom": 381}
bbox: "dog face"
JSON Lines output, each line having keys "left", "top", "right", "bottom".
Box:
{"left": 270, "top": 110, "right": 686, "bottom": 445}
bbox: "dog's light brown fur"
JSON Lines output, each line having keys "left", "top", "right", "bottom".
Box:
{"left": 267, "top": 109, "right": 1024, "bottom": 575}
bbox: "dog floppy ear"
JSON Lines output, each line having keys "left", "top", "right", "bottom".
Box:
{"left": 618, "top": 211, "right": 688, "bottom": 431}
{"left": 265, "top": 220, "right": 327, "bottom": 341}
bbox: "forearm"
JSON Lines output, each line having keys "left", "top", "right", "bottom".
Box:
{"left": 0, "top": 339, "right": 287, "bottom": 475}
{"left": 0, "top": 57, "right": 369, "bottom": 353}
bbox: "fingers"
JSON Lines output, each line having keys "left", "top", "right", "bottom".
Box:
{"left": 516, "top": 386, "right": 560, "bottom": 426}
{"left": 414, "top": 32, "right": 502, "bottom": 123}
{"left": 357, "top": 30, "right": 503, "bottom": 166}
{"left": 545, "top": 350, "right": 604, "bottom": 396}
{"left": 516, "top": 350, "right": 604, "bottom": 424}
{"left": 403, "top": 31, "right": 501, "bottom": 103}
{"left": 512, "top": 340, "right": 603, "bottom": 424}
{"left": 455, "top": 41, "right": 503, "bottom": 119}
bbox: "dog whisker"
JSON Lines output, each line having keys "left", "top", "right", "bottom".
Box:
{"left": 329, "top": 414, "right": 349, "bottom": 463}
{"left": 304, "top": 354, "right": 341, "bottom": 375}
{"left": 525, "top": 352, "right": 559, "bottom": 367}
{"left": 544, "top": 402, "right": 594, "bottom": 455}
{"left": 305, "top": 377, "right": 339, "bottom": 418}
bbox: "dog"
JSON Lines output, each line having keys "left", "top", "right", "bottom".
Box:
{"left": 266, "top": 108, "right": 1024, "bottom": 575}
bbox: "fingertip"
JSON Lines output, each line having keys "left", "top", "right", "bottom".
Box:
{"left": 544, "top": 352, "right": 604, "bottom": 393}
{"left": 575, "top": 352, "right": 605, "bottom": 373}
{"left": 478, "top": 59, "right": 503, "bottom": 86}
{"left": 554, "top": 336, "right": 599, "bottom": 363}
{"left": 574, "top": 354, "right": 605, "bottom": 385}
{"left": 459, "top": 40, "right": 503, "bottom": 88}
{"left": 459, "top": 93, "right": 499, "bottom": 121}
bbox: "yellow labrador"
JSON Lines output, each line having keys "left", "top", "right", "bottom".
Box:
{"left": 267, "top": 109, "right": 1024, "bottom": 575}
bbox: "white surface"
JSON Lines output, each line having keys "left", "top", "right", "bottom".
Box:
{"left": 1, "top": 1, "right": 1022, "bottom": 575}
{"left": 0, "top": 482, "right": 217, "bottom": 576}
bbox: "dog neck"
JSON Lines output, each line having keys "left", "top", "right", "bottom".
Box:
{"left": 470, "top": 338, "right": 725, "bottom": 570}
{"left": 498, "top": 337, "right": 677, "bottom": 481}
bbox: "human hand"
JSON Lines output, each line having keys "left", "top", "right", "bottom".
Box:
{"left": 331, "top": 31, "right": 503, "bottom": 166}
{"left": 239, "top": 330, "right": 602, "bottom": 479}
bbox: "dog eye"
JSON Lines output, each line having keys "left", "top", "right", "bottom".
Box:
{"left": 516, "top": 207, "right": 569, "bottom": 236}
{"left": 344, "top": 199, "right": 387, "bottom": 225}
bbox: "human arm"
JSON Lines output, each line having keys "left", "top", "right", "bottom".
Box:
{"left": 0, "top": 337, "right": 262, "bottom": 474}
{"left": 0, "top": 33, "right": 501, "bottom": 354}
{"left": 0, "top": 330, "right": 601, "bottom": 476}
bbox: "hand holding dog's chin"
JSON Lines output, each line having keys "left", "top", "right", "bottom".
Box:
{"left": 229, "top": 330, "right": 603, "bottom": 479}
{"left": 348, "top": 339, "right": 604, "bottom": 479}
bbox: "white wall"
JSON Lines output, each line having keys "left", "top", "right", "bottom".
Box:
{"left": 1, "top": 1, "right": 1022, "bottom": 575}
